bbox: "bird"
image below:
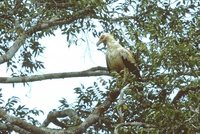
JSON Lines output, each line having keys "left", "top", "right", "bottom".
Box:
{"left": 96, "top": 33, "right": 141, "bottom": 80}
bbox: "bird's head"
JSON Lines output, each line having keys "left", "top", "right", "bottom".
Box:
{"left": 96, "top": 33, "right": 114, "bottom": 46}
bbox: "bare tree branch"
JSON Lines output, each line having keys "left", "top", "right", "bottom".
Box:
{"left": 0, "top": 83, "right": 121, "bottom": 134}
{"left": 0, "top": 66, "right": 109, "bottom": 83}
{"left": 42, "top": 109, "right": 81, "bottom": 128}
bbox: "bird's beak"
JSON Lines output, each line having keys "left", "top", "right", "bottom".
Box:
{"left": 96, "top": 39, "right": 102, "bottom": 46}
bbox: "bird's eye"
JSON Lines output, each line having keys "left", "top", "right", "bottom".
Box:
{"left": 100, "top": 35, "right": 105, "bottom": 39}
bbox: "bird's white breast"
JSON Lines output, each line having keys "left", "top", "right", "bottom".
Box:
{"left": 106, "top": 47, "right": 126, "bottom": 73}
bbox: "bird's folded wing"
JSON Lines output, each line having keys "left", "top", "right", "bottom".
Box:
{"left": 106, "top": 54, "right": 111, "bottom": 72}
{"left": 120, "top": 49, "right": 141, "bottom": 79}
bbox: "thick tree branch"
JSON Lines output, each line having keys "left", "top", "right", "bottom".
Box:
{"left": 0, "top": 108, "right": 45, "bottom": 134}
{"left": 74, "top": 87, "right": 121, "bottom": 134}
{"left": 0, "top": 34, "right": 26, "bottom": 64}
{"left": 0, "top": 82, "right": 121, "bottom": 134}
{"left": 0, "top": 6, "right": 96, "bottom": 65}
{"left": 0, "top": 123, "right": 30, "bottom": 134}
{"left": 42, "top": 109, "right": 81, "bottom": 128}
{"left": 0, "top": 66, "right": 109, "bottom": 83}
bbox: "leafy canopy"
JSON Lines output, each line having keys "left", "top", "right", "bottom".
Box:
{"left": 0, "top": 0, "right": 199, "bottom": 133}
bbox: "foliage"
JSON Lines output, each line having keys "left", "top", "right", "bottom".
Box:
{"left": 0, "top": 89, "right": 43, "bottom": 133}
{"left": 0, "top": 0, "right": 199, "bottom": 133}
